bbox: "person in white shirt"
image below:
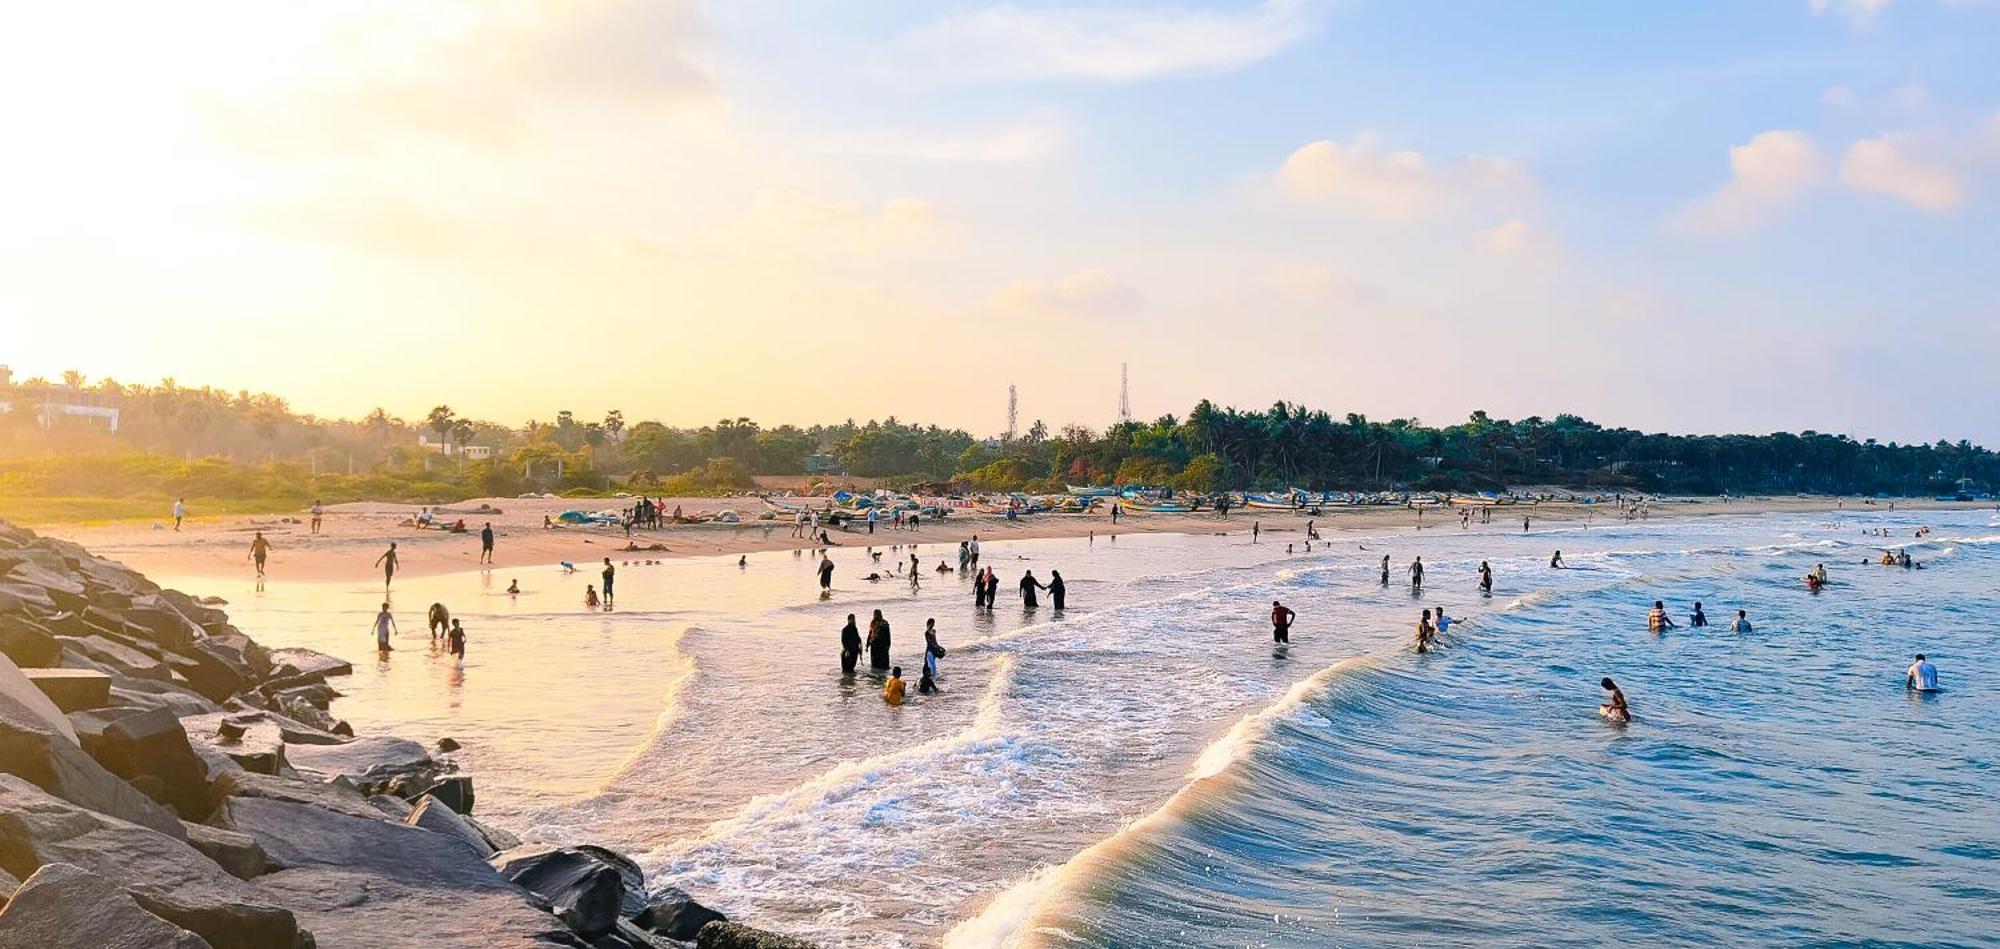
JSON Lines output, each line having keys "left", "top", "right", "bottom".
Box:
{"left": 371, "top": 603, "right": 397, "bottom": 653}
{"left": 172, "top": 498, "right": 186, "bottom": 532}
{"left": 1906, "top": 654, "right": 1940, "bottom": 692}
{"left": 1729, "top": 610, "right": 1752, "bottom": 633}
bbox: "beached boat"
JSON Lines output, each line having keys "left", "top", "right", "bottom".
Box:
{"left": 1067, "top": 485, "right": 1120, "bottom": 497}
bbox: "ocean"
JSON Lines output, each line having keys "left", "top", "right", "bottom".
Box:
{"left": 170, "top": 507, "right": 2000, "bottom": 947}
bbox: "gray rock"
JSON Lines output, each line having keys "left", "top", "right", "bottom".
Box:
{"left": 182, "top": 821, "right": 270, "bottom": 879}
{"left": 59, "top": 634, "right": 171, "bottom": 681}
{"left": 264, "top": 648, "right": 351, "bottom": 685}
{"left": 72, "top": 706, "right": 212, "bottom": 818}
{"left": 695, "top": 921, "right": 818, "bottom": 949}
{"left": 492, "top": 847, "right": 628, "bottom": 939}
{"left": 184, "top": 711, "right": 289, "bottom": 775}
{"left": 464, "top": 814, "right": 521, "bottom": 853}
{"left": 110, "top": 682, "right": 221, "bottom": 718}
{"left": 0, "top": 651, "right": 78, "bottom": 742}
{"left": 210, "top": 770, "right": 388, "bottom": 822}
{"left": 286, "top": 735, "right": 436, "bottom": 785}
{"left": 121, "top": 594, "right": 205, "bottom": 650}
{"left": 0, "top": 775, "right": 308, "bottom": 949}
{"left": 0, "top": 865, "right": 16, "bottom": 896}
{"left": 405, "top": 794, "right": 494, "bottom": 858}
{"left": 218, "top": 796, "right": 584, "bottom": 948}
{"left": 1, "top": 697, "right": 188, "bottom": 838}
{"left": 182, "top": 636, "right": 262, "bottom": 703}
{"left": 0, "top": 615, "right": 60, "bottom": 667}
{"left": 634, "top": 888, "right": 729, "bottom": 941}
{"left": 27, "top": 667, "right": 114, "bottom": 711}
{"left": 0, "top": 581, "right": 59, "bottom": 616}
{"left": 0, "top": 862, "right": 213, "bottom": 949}
{"left": 368, "top": 794, "right": 414, "bottom": 819}
{"left": 417, "top": 774, "right": 475, "bottom": 814}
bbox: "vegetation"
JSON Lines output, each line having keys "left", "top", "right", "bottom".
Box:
{"left": 1, "top": 372, "right": 1994, "bottom": 523}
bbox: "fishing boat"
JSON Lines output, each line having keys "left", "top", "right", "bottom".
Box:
{"left": 1066, "top": 485, "right": 1120, "bottom": 497}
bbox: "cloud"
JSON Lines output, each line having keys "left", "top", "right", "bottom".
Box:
{"left": 1821, "top": 84, "right": 1859, "bottom": 108}
{"left": 990, "top": 269, "right": 1143, "bottom": 317}
{"left": 895, "top": 0, "right": 1315, "bottom": 82}
{"left": 1841, "top": 135, "right": 1965, "bottom": 210}
{"left": 1807, "top": 0, "right": 1893, "bottom": 24}
{"left": 735, "top": 191, "right": 948, "bottom": 253}
{"left": 819, "top": 113, "right": 1068, "bottom": 163}
{"left": 242, "top": 177, "right": 470, "bottom": 256}
{"left": 1475, "top": 219, "right": 1558, "bottom": 261}
{"left": 1273, "top": 137, "right": 1532, "bottom": 219}
{"left": 1672, "top": 130, "right": 1823, "bottom": 233}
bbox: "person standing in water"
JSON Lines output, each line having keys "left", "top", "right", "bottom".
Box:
{"left": 972, "top": 566, "right": 988, "bottom": 608}
{"left": 1906, "top": 653, "right": 1940, "bottom": 692}
{"left": 1599, "top": 678, "right": 1630, "bottom": 723}
{"left": 1690, "top": 602, "right": 1708, "bottom": 627}
{"left": 921, "top": 620, "right": 946, "bottom": 693}
{"left": 883, "top": 667, "right": 907, "bottom": 706}
{"left": 1410, "top": 556, "right": 1424, "bottom": 590}
{"left": 818, "top": 556, "right": 835, "bottom": 593}
{"left": 1523, "top": 515, "right": 1531, "bottom": 533}
{"left": 1478, "top": 560, "right": 1493, "bottom": 594}
{"left": 1381, "top": 554, "right": 1391, "bottom": 586}
{"left": 1550, "top": 550, "right": 1565, "bottom": 569}
{"left": 984, "top": 568, "right": 1001, "bottom": 609}
{"left": 1048, "top": 570, "right": 1067, "bottom": 610}
{"left": 1270, "top": 600, "right": 1296, "bottom": 644}
{"left": 1435, "top": 606, "right": 1453, "bottom": 635}
{"left": 374, "top": 543, "right": 399, "bottom": 588}
{"left": 1648, "top": 601, "right": 1676, "bottom": 632}
{"left": 600, "top": 558, "right": 616, "bottom": 607}
{"left": 1415, "top": 609, "right": 1436, "bottom": 653}
{"left": 867, "top": 610, "right": 892, "bottom": 670}
{"left": 248, "top": 532, "right": 271, "bottom": 578}
{"left": 479, "top": 522, "right": 495, "bottom": 564}
{"left": 447, "top": 618, "right": 466, "bottom": 663}
{"left": 427, "top": 602, "right": 450, "bottom": 641}
{"left": 839, "top": 614, "right": 862, "bottom": 675}
{"left": 1730, "top": 609, "right": 1753, "bottom": 632}
{"left": 1020, "top": 571, "right": 1046, "bottom": 609}
{"left": 370, "top": 603, "right": 397, "bottom": 654}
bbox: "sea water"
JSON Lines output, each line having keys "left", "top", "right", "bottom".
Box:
{"left": 169, "top": 509, "right": 2000, "bottom": 947}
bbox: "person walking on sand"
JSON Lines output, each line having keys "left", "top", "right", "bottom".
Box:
{"left": 1906, "top": 654, "right": 1940, "bottom": 692}
{"left": 600, "top": 558, "right": 616, "bottom": 607}
{"left": 370, "top": 603, "right": 397, "bottom": 653}
{"left": 447, "top": 618, "right": 466, "bottom": 663}
{"left": 1253, "top": 521, "right": 1260, "bottom": 543}
{"left": 1020, "top": 570, "right": 1046, "bottom": 609}
{"left": 310, "top": 500, "right": 323, "bottom": 535}
{"left": 375, "top": 543, "right": 399, "bottom": 588}
{"left": 1415, "top": 609, "right": 1436, "bottom": 653}
{"left": 1270, "top": 600, "right": 1296, "bottom": 644}
{"left": 480, "top": 523, "right": 495, "bottom": 564}
{"left": 1478, "top": 560, "right": 1493, "bottom": 594}
{"left": 1410, "top": 556, "right": 1424, "bottom": 590}
{"left": 1048, "top": 570, "right": 1067, "bottom": 610}
{"left": 1599, "top": 678, "right": 1630, "bottom": 723}
{"left": 248, "top": 532, "right": 271, "bottom": 577}
{"left": 883, "top": 667, "right": 907, "bottom": 706}
{"left": 867, "top": 610, "right": 892, "bottom": 670}
{"left": 839, "top": 614, "right": 862, "bottom": 675}
{"left": 427, "top": 602, "right": 450, "bottom": 641}
{"left": 172, "top": 497, "right": 186, "bottom": 532}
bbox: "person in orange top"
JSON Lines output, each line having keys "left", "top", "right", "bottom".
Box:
{"left": 882, "top": 667, "right": 907, "bottom": 706}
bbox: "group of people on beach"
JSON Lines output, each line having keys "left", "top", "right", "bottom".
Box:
{"left": 366, "top": 600, "right": 466, "bottom": 663}
{"left": 839, "top": 611, "right": 948, "bottom": 705}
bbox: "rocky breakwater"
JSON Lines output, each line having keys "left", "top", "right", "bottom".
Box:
{"left": 0, "top": 519, "right": 815, "bottom": 949}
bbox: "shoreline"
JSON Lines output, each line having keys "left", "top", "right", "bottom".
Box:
{"left": 23, "top": 494, "right": 1988, "bottom": 584}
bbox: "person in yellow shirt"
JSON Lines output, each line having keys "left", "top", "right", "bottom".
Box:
{"left": 882, "top": 667, "right": 907, "bottom": 707}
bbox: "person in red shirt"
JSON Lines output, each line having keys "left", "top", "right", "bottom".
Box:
{"left": 1270, "top": 600, "right": 1296, "bottom": 644}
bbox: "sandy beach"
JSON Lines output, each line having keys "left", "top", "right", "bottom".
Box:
{"left": 27, "top": 493, "right": 1986, "bottom": 584}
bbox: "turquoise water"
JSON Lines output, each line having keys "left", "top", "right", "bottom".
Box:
{"left": 175, "top": 509, "right": 2000, "bottom": 947}
{"left": 1005, "top": 512, "right": 2000, "bottom": 948}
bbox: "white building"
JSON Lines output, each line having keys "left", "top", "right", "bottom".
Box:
{"left": 417, "top": 433, "right": 497, "bottom": 460}
{"left": 0, "top": 366, "right": 120, "bottom": 431}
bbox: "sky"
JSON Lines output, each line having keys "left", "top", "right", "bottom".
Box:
{"left": 2, "top": 0, "right": 1997, "bottom": 443}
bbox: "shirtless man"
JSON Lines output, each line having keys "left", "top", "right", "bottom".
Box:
{"left": 1599, "top": 677, "right": 1630, "bottom": 723}
{"left": 374, "top": 543, "right": 399, "bottom": 588}
{"left": 248, "top": 532, "right": 271, "bottom": 577}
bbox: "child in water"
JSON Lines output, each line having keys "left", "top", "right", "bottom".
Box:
{"left": 447, "top": 619, "right": 466, "bottom": 663}
{"left": 883, "top": 667, "right": 907, "bottom": 706}
{"left": 1415, "top": 609, "right": 1436, "bottom": 653}
{"left": 584, "top": 585, "right": 599, "bottom": 608}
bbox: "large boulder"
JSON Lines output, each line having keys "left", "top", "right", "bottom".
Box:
{"left": 263, "top": 648, "right": 351, "bottom": 688}
{"left": 120, "top": 594, "right": 205, "bottom": 651}
{"left": 286, "top": 735, "right": 437, "bottom": 786}
{"left": 218, "top": 796, "right": 585, "bottom": 948}
{"left": 696, "top": 921, "right": 818, "bottom": 949}
{"left": 415, "top": 774, "right": 475, "bottom": 814}
{"left": 111, "top": 681, "right": 220, "bottom": 718}
{"left": 634, "top": 888, "right": 729, "bottom": 942}
{"left": 59, "top": 634, "right": 171, "bottom": 681}
{"left": 492, "top": 847, "right": 629, "bottom": 940}
{"left": 210, "top": 770, "right": 387, "bottom": 822}
{"left": 0, "top": 775, "right": 308, "bottom": 949}
{"left": 0, "top": 581, "right": 59, "bottom": 616}
{"left": 0, "top": 862, "right": 213, "bottom": 949}
{"left": 405, "top": 794, "right": 494, "bottom": 857}
{"left": 182, "top": 636, "right": 264, "bottom": 703}
{"left": 0, "top": 694, "right": 187, "bottom": 838}
{"left": 28, "top": 667, "right": 113, "bottom": 712}
{"left": 72, "top": 706, "right": 212, "bottom": 818}
{"left": 184, "top": 711, "right": 289, "bottom": 776}
{"left": 1, "top": 651, "right": 81, "bottom": 742}
{"left": 0, "top": 614, "right": 60, "bottom": 667}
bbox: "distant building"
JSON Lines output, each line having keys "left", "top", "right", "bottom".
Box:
{"left": 0, "top": 367, "right": 120, "bottom": 431}
{"left": 804, "top": 452, "right": 842, "bottom": 474}
{"left": 417, "top": 434, "right": 496, "bottom": 460}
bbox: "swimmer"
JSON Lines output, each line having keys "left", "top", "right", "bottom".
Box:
{"left": 1905, "top": 653, "right": 1939, "bottom": 692}
{"left": 1729, "top": 609, "right": 1752, "bottom": 632}
{"left": 1435, "top": 607, "right": 1453, "bottom": 634}
{"left": 1270, "top": 600, "right": 1296, "bottom": 644}
{"left": 1647, "top": 600, "right": 1676, "bottom": 632}
{"left": 506, "top": 579, "right": 519, "bottom": 595}
{"left": 883, "top": 666, "right": 907, "bottom": 706}
{"left": 1690, "top": 602, "right": 1707, "bottom": 627}
{"left": 1478, "top": 560, "right": 1492, "bottom": 594}
{"left": 1599, "top": 677, "right": 1630, "bottom": 723}
{"left": 1812, "top": 563, "right": 1829, "bottom": 583}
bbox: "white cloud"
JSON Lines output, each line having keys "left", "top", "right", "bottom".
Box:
{"left": 820, "top": 113, "right": 1067, "bottom": 163}
{"left": 727, "top": 191, "right": 950, "bottom": 257}
{"left": 1673, "top": 130, "right": 1824, "bottom": 233}
{"left": 1274, "top": 137, "right": 1532, "bottom": 219}
{"left": 990, "top": 269, "right": 1143, "bottom": 317}
{"left": 896, "top": 0, "right": 1315, "bottom": 82}
{"left": 1475, "top": 219, "right": 1557, "bottom": 260}
{"left": 1807, "top": 0, "right": 1893, "bottom": 25}
{"left": 1821, "top": 84, "right": 1859, "bottom": 107}
{"left": 1841, "top": 135, "right": 1964, "bottom": 210}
